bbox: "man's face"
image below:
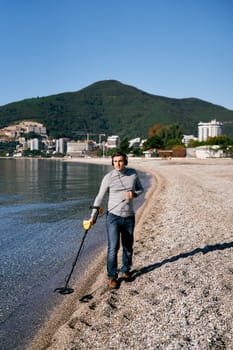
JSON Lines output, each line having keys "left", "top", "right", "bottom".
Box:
{"left": 113, "top": 155, "right": 125, "bottom": 171}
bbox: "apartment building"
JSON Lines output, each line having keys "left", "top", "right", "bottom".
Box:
{"left": 1, "top": 120, "right": 47, "bottom": 138}
{"left": 106, "top": 135, "right": 120, "bottom": 149}
{"left": 67, "top": 140, "right": 95, "bottom": 156}
{"left": 198, "top": 119, "right": 223, "bottom": 142}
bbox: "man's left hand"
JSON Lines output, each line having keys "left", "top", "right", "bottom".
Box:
{"left": 126, "top": 191, "right": 135, "bottom": 199}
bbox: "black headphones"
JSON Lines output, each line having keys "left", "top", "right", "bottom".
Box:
{"left": 112, "top": 152, "right": 128, "bottom": 166}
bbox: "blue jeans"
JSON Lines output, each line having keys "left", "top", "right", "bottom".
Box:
{"left": 106, "top": 213, "right": 135, "bottom": 277}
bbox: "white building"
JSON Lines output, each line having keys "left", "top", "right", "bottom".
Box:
{"left": 30, "top": 138, "right": 40, "bottom": 151}
{"left": 195, "top": 145, "right": 224, "bottom": 159}
{"left": 198, "top": 119, "right": 223, "bottom": 142}
{"left": 106, "top": 135, "right": 120, "bottom": 149}
{"left": 182, "top": 135, "right": 197, "bottom": 147}
{"left": 56, "top": 138, "right": 67, "bottom": 154}
{"left": 67, "top": 141, "right": 94, "bottom": 156}
{"left": 129, "top": 137, "right": 141, "bottom": 148}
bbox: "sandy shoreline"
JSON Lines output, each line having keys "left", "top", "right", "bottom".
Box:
{"left": 28, "top": 157, "right": 233, "bottom": 350}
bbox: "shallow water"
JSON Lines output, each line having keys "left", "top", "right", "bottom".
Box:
{"left": 0, "top": 158, "right": 112, "bottom": 349}
{"left": 0, "top": 158, "right": 150, "bottom": 350}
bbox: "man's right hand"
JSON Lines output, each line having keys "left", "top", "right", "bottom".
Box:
{"left": 89, "top": 217, "right": 95, "bottom": 225}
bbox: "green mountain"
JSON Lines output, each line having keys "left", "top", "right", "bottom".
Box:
{"left": 0, "top": 80, "right": 233, "bottom": 140}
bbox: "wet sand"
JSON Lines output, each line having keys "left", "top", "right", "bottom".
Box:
{"left": 28, "top": 157, "right": 233, "bottom": 350}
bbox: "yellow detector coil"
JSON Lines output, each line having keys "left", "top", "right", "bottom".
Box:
{"left": 83, "top": 220, "right": 92, "bottom": 231}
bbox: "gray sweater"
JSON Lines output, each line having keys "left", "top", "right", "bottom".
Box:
{"left": 91, "top": 167, "right": 144, "bottom": 218}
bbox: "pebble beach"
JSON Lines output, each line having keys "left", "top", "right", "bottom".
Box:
{"left": 28, "top": 157, "right": 233, "bottom": 350}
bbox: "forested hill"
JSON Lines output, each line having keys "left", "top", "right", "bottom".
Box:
{"left": 0, "top": 80, "right": 233, "bottom": 139}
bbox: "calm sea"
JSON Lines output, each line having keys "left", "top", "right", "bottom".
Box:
{"left": 0, "top": 158, "right": 149, "bottom": 350}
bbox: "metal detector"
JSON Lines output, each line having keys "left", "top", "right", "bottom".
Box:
{"left": 54, "top": 206, "right": 103, "bottom": 295}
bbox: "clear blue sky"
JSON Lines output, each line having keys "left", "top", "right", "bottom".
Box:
{"left": 1, "top": 0, "right": 232, "bottom": 109}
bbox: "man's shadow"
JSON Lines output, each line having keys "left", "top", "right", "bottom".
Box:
{"left": 128, "top": 241, "right": 233, "bottom": 281}
{"left": 79, "top": 241, "right": 233, "bottom": 300}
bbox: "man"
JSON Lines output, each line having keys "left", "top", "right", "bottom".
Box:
{"left": 90, "top": 152, "right": 144, "bottom": 289}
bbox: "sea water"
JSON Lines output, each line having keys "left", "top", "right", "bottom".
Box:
{"left": 0, "top": 158, "right": 149, "bottom": 350}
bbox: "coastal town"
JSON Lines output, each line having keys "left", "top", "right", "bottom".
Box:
{"left": 0, "top": 118, "right": 232, "bottom": 159}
